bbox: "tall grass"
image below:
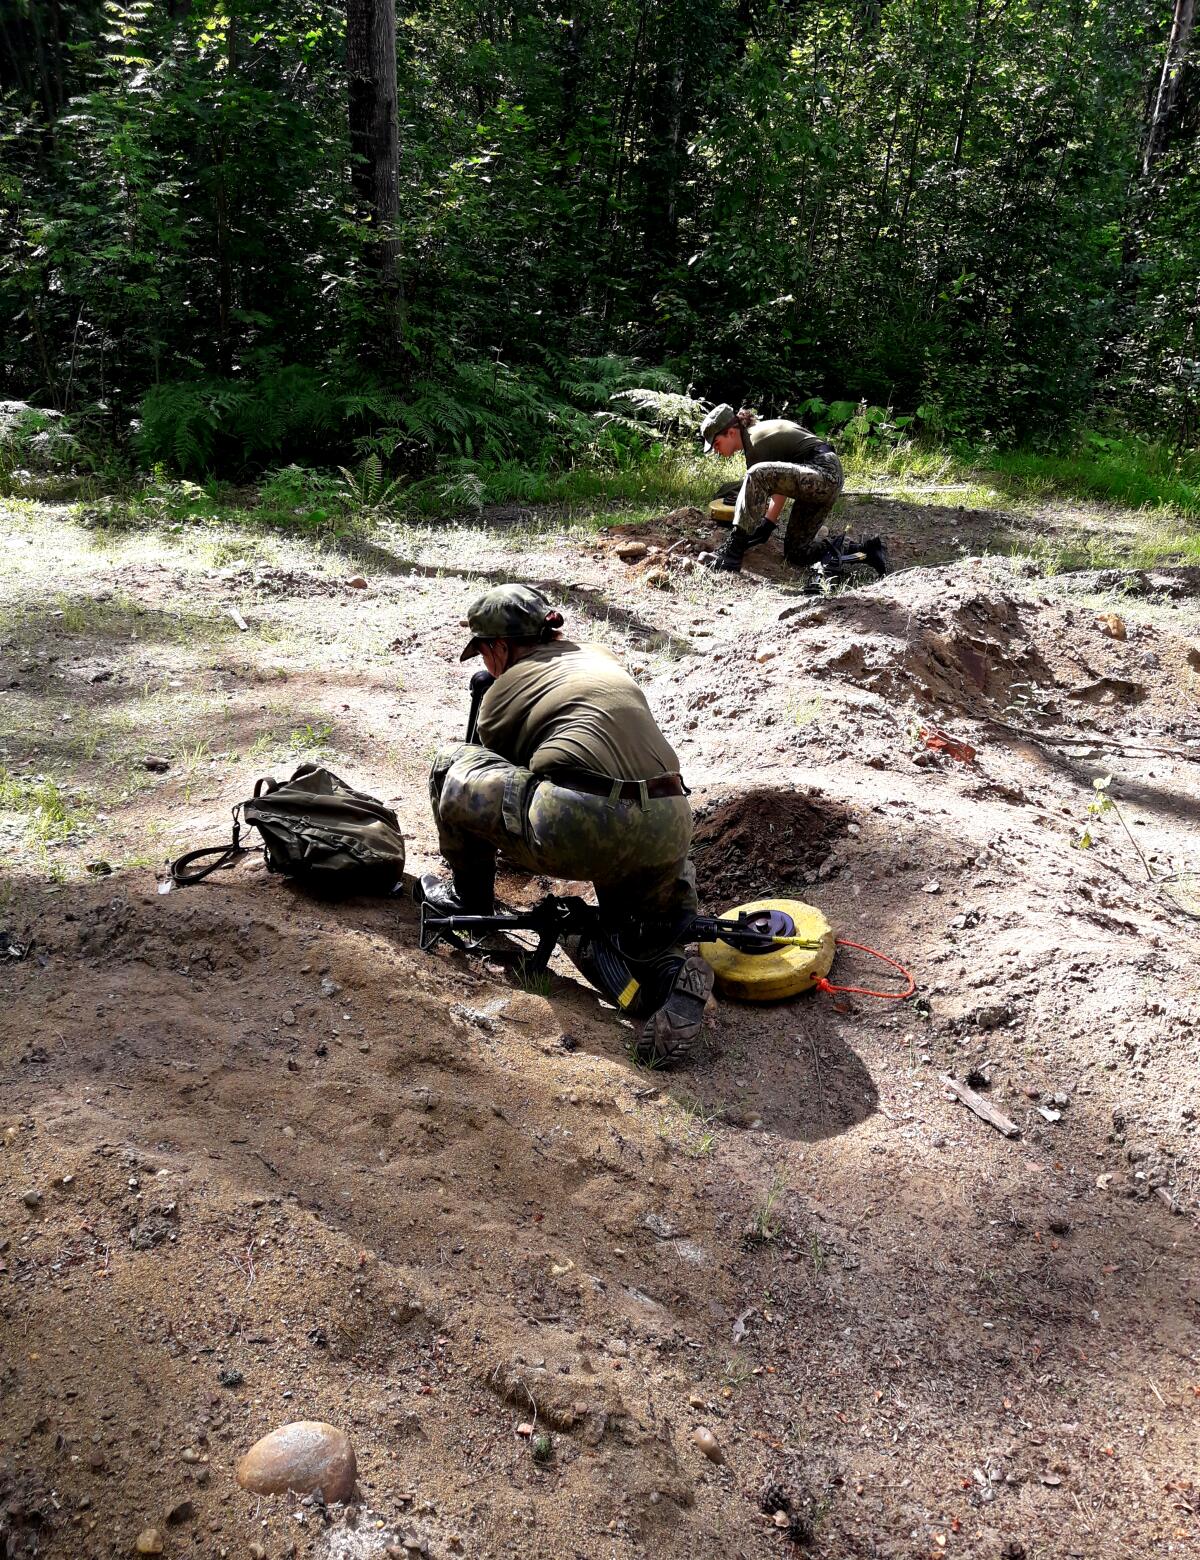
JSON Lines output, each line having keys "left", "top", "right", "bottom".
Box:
{"left": 987, "top": 439, "right": 1200, "bottom": 517}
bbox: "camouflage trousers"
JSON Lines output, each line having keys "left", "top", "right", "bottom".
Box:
{"left": 429, "top": 743, "right": 698, "bottom": 922}
{"left": 732, "top": 451, "right": 844, "bottom": 542}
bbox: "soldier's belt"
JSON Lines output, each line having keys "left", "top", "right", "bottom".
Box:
{"left": 544, "top": 769, "right": 687, "bottom": 803}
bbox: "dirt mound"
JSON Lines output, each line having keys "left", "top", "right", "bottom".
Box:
{"left": 604, "top": 506, "right": 714, "bottom": 557}
{"left": 774, "top": 562, "right": 1198, "bottom": 732}
{"left": 851, "top": 586, "right": 1058, "bottom": 715}
{"left": 690, "top": 785, "right": 850, "bottom": 909}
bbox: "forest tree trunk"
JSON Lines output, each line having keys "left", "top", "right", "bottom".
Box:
{"left": 1143, "top": 0, "right": 1196, "bottom": 174}
{"left": 346, "top": 0, "right": 403, "bottom": 345}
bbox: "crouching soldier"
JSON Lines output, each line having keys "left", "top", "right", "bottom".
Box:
{"left": 703, "top": 403, "right": 845, "bottom": 574}
{"left": 420, "top": 584, "right": 713, "bottom": 1065}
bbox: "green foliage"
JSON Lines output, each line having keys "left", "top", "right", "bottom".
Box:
{"left": 990, "top": 437, "right": 1200, "bottom": 515}
{"left": 0, "top": 402, "right": 82, "bottom": 490}
{"left": 336, "top": 454, "right": 405, "bottom": 516}
{"left": 133, "top": 355, "right": 686, "bottom": 479}
{"left": 3, "top": 0, "right": 1198, "bottom": 462}
{"left": 288, "top": 721, "right": 335, "bottom": 754}
{"left": 1075, "top": 775, "right": 1114, "bottom": 851}
{"left": 0, "top": 769, "right": 86, "bottom": 845}
{"left": 137, "top": 367, "right": 345, "bottom": 474}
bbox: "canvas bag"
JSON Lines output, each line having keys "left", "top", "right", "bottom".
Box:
{"left": 168, "top": 763, "right": 406, "bottom": 892}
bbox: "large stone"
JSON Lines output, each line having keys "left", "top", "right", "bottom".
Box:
{"left": 235, "top": 1421, "right": 356, "bottom": 1502}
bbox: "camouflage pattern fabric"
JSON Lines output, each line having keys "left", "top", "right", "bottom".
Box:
{"left": 731, "top": 450, "right": 844, "bottom": 543}
{"left": 429, "top": 742, "right": 697, "bottom": 923}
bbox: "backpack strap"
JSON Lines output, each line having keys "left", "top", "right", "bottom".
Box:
{"left": 168, "top": 813, "right": 259, "bottom": 888}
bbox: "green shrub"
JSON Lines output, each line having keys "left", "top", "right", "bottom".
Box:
{"left": 135, "top": 355, "right": 687, "bottom": 479}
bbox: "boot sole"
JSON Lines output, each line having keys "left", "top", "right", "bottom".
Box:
{"left": 635, "top": 955, "right": 714, "bottom": 1067}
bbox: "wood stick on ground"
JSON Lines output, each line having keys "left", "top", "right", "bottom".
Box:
{"left": 985, "top": 717, "right": 1200, "bottom": 762}
{"left": 939, "top": 1073, "right": 1021, "bottom": 1139}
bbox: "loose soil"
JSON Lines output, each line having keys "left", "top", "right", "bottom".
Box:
{"left": 1, "top": 494, "right": 1199, "bottom": 1560}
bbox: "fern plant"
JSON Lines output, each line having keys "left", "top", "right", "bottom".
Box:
{"left": 336, "top": 453, "right": 405, "bottom": 515}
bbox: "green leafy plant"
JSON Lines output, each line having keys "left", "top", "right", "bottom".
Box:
{"left": 0, "top": 403, "right": 81, "bottom": 484}
{"left": 289, "top": 721, "right": 335, "bottom": 754}
{"left": 336, "top": 454, "right": 405, "bottom": 516}
{"left": 1074, "top": 775, "right": 1152, "bottom": 878}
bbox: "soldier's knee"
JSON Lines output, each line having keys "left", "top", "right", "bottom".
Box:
{"left": 430, "top": 740, "right": 481, "bottom": 785}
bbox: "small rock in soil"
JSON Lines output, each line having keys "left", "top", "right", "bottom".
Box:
{"left": 21, "top": 1189, "right": 41, "bottom": 1210}
{"left": 236, "top": 1420, "right": 356, "bottom": 1502}
{"left": 690, "top": 1426, "right": 723, "bottom": 1464}
{"left": 217, "top": 1368, "right": 244, "bottom": 1388}
{"left": 142, "top": 756, "right": 170, "bottom": 772}
{"left": 135, "top": 1530, "right": 164, "bottom": 1555}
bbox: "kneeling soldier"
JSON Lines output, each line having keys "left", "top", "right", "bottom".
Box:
{"left": 421, "top": 584, "right": 712, "bottom": 1064}
{"left": 702, "top": 402, "right": 844, "bottom": 574}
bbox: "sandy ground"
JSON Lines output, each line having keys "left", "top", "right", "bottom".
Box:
{"left": 1, "top": 493, "right": 1199, "bottom": 1560}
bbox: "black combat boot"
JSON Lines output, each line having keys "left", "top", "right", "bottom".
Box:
{"left": 417, "top": 865, "right": 495, "bottom": 917}
{"left": 710, "top": 527, "right": 751, "bottom": 573}
{"left": 634, "top": 954, "right": 715, "bottom": 1067}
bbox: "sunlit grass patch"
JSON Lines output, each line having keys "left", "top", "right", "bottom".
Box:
{"left": 0, "top": 768, "right": 89, "bottom": 845}
{"left": 988, "top": 438, "right": 1200, "bottom": 516}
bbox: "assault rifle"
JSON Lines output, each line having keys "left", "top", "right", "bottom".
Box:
{"left": 416, "top": 891, "right": 821, "bottom": 1011}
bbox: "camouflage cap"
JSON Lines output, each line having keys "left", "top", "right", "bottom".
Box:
{"left": 459, "top": 583, "right": 563, "bottom": 661}
{"left": 700, "top": 403, "right": 737, "bottom": 450}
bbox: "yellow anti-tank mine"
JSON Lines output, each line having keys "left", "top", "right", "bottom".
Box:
{"left": 699, "top": 897, "right": 835, "bottom": 1001}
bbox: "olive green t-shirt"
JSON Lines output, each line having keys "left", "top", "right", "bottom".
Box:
{"left": 477, "top": 640, "right": 681, "bottom": 780}
{"left": 745, "top": 419, "right": 828, "bottom": 466}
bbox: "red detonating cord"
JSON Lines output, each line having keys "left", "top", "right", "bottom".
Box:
{"left": 814, "top": 938, "right": 916, "bottom": 1001}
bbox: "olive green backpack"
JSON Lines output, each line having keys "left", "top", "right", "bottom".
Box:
{"left": 168, "top": 764, "right": 406, "bottom": 894}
